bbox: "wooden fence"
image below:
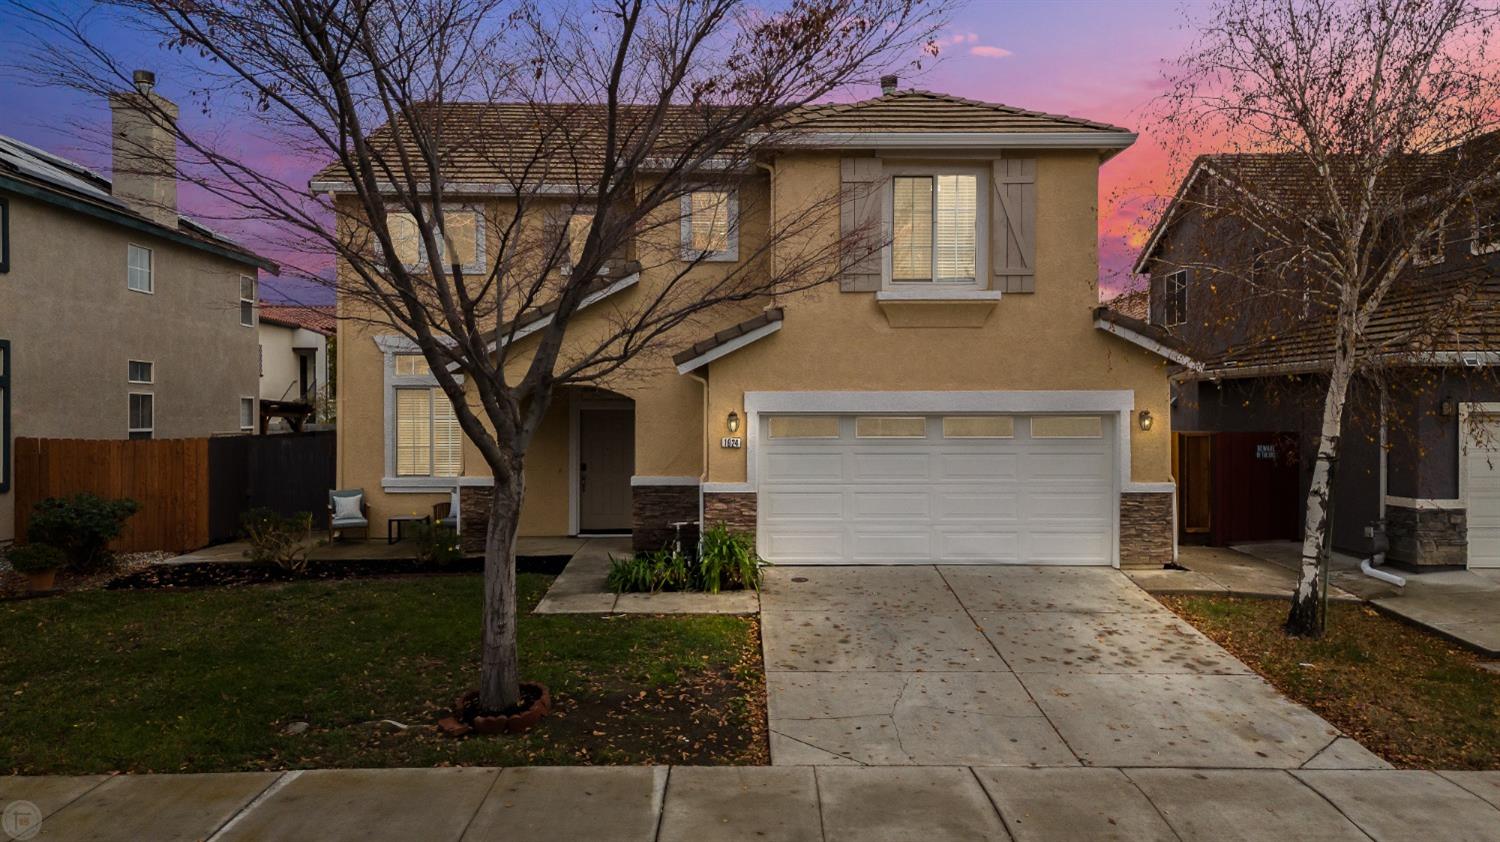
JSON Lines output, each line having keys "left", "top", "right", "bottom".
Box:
{"left": 13, "top": 437, "right": 211, "bottom": 553}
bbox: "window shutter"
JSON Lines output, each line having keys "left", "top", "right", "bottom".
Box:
{"left": 839, "top": 157, "right": 884, "bottom": 292}
{"left": 991, "top": 158, "right": 1036, "bottom": 293}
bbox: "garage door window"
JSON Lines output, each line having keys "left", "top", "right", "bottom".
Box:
{"left": 767, "top": 416, "right": 839, "bottom": 439}
{"left": 855, "top": 416, "right": 926, "bottom": 438}
{"left": 1031, "top": 416, "right": 1103, "bottom": 438}
{"left": 943, "top": 416, "right": 1014, "bottom": 438}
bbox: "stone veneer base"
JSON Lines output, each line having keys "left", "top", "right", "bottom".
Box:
{"left": 1386, "top": 502, "right": 1467, "bottom": 567}
{"left": 1120, "top": 491, "right": 1174, "bottom": 569}
{"left": 703, "top": 492, "right": 757, "bottom": 534}
{"left": 632, "top": 484, "right": 700, "bottom": 554}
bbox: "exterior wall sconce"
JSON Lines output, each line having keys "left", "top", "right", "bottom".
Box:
{"left": 1138, "top": 410, "right": 1154, "bottom": 431}
{"left": 1440, "top": 396, "right": 1456, "bottom": 417}
{"left": 727, "top": 411, "right": 741, "bottom": 434}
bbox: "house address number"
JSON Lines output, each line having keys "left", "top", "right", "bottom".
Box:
{"left": 721, "top": 437, "right": 743, "bottom": 449}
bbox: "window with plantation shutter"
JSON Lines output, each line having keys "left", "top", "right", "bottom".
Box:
{"left": 680, "top": 189, "right": 738, "bottom": 261}
{"left": 395, "top": 387, "right": 462, "bottom": 478}
{"left": 433, "top": 396, "right": 462, "bottom": 477}
{"left": 892, "top": 177, "right": 933, "bottom": 281}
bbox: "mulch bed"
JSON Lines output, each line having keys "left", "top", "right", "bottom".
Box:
{"left": 105, "top": 554, "right": 576, "bottom": 590}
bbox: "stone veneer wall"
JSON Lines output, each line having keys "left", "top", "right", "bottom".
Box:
{"left": 632, "top": 485, "right": 700, "bottom": 553}
{"left": 1119, "top": 492, "right": 1174, "bottom": 569}
{"left": 1386, "top": 503, "right": 1467, "bottom": 567}
{"left": 703, "top": 492, "right": 757, "bottom": 534}
{"left": 459, "top": 485, "right": 493, "bottom": 556}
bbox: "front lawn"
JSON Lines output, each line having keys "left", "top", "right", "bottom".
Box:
{"left": 0, "top": 573, "right": 767, "bottom": 774}
{"left": 1161, "top": 595, "right": 1500, "bottom": 769}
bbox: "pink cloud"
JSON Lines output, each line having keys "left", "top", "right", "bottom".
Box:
{"left": 969, "top": 45, "right": 1013, "bottom": 59}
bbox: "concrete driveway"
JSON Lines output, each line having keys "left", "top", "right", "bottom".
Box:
{"left": 761, "top": 565, "right": 1387, "bottom": 769}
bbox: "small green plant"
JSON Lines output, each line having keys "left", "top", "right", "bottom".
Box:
{"left": 699, "top": 525, "right": 764, "bottom": 592}
{"left": 410, "top": 519, "right": 462, "bottom": 565}
{"left": 26, "top": 493, "right": 140, "bottom": 571}
{"left": 241, "top": 508, "right": 315, "bottom": 574}
{"left": 5, "top": 543, "right": 67, "bottom": 574}
{"left": 607, "top": 527, "right": 763, "bottom": 594}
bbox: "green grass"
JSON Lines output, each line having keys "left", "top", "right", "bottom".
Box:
{"left": 1162, "top": 595, "right": 1500, "bottom": 769}
{"left": 0, "top": 574, "right": 766, "bottom": 774}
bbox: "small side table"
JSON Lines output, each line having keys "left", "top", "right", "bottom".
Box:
{"left": 387, "top": 514, "right": 430, "bottom": 545}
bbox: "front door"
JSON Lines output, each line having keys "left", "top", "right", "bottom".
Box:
{"left": 579, "top": 407, "right": 634, "bottom": 532}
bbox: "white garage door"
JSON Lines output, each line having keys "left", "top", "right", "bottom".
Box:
{"left": 758, "top": 414, "right": 1116, "bottom": 565}
{"left": 1465, "top": 415, "right": 1500, "bottom": 569}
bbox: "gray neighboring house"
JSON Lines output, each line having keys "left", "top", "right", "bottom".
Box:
{"left": 1132, "top": 151, "right": 1500, "bottom": 569}
{"left": 0, "top": 71, "right": 276, "bottom": 544}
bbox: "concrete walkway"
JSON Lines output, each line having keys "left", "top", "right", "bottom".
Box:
{"left": 1132, "top": 542, "right": 1500, "bottom": 656}
{"left": 5, "top": 766, "right": 1499, "bottom": 841}
{"left": 533, "top": 537, "right": 759, "bottom": 615}
{"left": 760, "top": 565, "right": 1382, "bottom": 769}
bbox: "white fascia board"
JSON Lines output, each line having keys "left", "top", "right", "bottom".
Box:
{"left": 309, "top": 180, "right": 592, "bottom": 197}
{"left": 458, "top": 273, "right": 641, "bottom": 372}
{"left": 876, "top": 289, "right": 1002, "bottom": 302}
{"left": 675, "top": 320, "right": 784, "bottom": 375}
{"left": 1094, "top": 319, "right": 1203, "bottom": 372}
{"left": 744, "top": 389, "right": 1136, "bottom": 415}
{"left": 752, "top": 131, "right": 1136, "bottom": 150}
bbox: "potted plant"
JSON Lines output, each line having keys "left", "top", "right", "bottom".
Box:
{"left": 6, "top": 543, "right": 67, "bottom": 592}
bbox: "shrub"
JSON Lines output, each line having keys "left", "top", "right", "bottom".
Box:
{"left": 26, "top": 493, "right": 140, "bottom": 571}
{"left": 607, "top": 527, "right": 763, "bottom": 594}
{"left": 241, "top": 508, "right": 315, "bottom": 574}
{"left": 410, "top": 519, "right": 462, "bottom": 566}
{"left": 699, "top": 525, "right": 764, "bottom": 592}
{"left": 5, "top": 543, "right": 67, "bottom": 574}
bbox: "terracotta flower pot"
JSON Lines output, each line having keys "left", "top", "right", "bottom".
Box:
{"left": 24, "top": 569, "right": 58, "bottom": 592}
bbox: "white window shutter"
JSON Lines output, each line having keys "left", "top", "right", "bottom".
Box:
{"left": 991, "top": 158, "right": 1036, "bottom": 293}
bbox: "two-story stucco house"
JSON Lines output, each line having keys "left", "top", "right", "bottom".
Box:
{"left": 0, "top": 71, "right": 275, "bottom": 544}
{"left": 324, "top": 84, "right": 1182, "bottom": 568}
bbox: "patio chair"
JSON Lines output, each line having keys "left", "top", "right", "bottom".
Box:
{"left": 329, "top": 488, "right": 369, "bottom": 541}
{"left": 433, "top": 488, "right": 460, "bottom": 532}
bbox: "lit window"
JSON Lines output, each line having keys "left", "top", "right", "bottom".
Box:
{"left": 681, "top": 190, "right": 737, "bottom": 261}
{"left": 892, "top": 174, "right": 977, "bottom": 283}
{"left": 767, "top": 416, "right": 839, "bottom": 439}
{"left": 943, "top": 416, "right": 1014, "bottom": 438}
{"left": 240, "top": 397, "right": 256, "bottom": 431}
{"left": 128, "top": 360, "right": 153, "bottom": 384}
{"left": 128, "top": 392, "right": 154, "bottom": 440}
{"left": 394, "top": 353, "right": 429, "bottom": 377}
{"left": 1031, "top": 416, "right": 1103, "bottom": 439}
{"left": 395, "top": 388, "right": 462, "bottom": 477}
{"left": 855, "top": 416, "right": 927, "bottom": 438}
{"left": 239, "top": 276, "right": 256, "bottom": 325}
{"left": 127, "top": 244, "right": 153, "bottom": 293}
{"left": 387, "top": 206, "right": 485, "bottom": 272}
{"left": 1163, "top": 270, "right": 1188, "bottom": 327}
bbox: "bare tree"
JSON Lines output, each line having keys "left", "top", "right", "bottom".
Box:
{"left": 12, "top": 0, "right": 947, "bottom": 710}
{"left": 1154, "top": 0, "right": 1500, "bottom": 635}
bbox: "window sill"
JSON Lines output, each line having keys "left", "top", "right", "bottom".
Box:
{"left": 382, "top": 477, "right": 459, "bottom": 493}
{"left": 876, "top": 289, "right": 1001, "bottom": 328}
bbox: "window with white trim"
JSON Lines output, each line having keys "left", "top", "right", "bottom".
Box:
{"left": 1163, "top": 269, "right": 1188, "bottom": 327}
{"left": 128, "top": 392, "right": 154, "bottom": 440}
{"left": 1471, "top": 197, "right": 1500, "bottom": 256}
{"left": 240, "top": 397, "right": 256, "bottom": 431}
{"left": 1031, "top": 416, "right": 1103, "bottom": 438}
{"left": 680, "top": 189, "right": 738, "bottom": 261}
{"left": 394, "top": 353, "right": 429, "bottom": 377}
{"left": 388, "top": 205, "right": 485, "bottom": 272}
{"left": 239, "top": 276, "right": 256, "bottom": 326}
{"left": 395, "top": 388, "right": 462, "bottom": 477}
{"left": 855, "top": 416, "right": 926, "bottom": 438}
{"left": 891, "top": 174, "right": 978, "bottom": 284}
{"left": 766, "top": 416, "right": 839, "bottom": 439}
{"left": 127, "top": 244, "right": 153, "bottom": 293}
{"left": 128, "top": 360, "right": 153, "bottom": 384}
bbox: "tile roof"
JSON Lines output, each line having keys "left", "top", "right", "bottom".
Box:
{"left": 781, "top": 90, "right": 1132, "bottom": 134}
{"left": 259, "top": 303, "right": 336, "bottom": 335}
{"left": 1091, "top": 306, "right": 1196, "bottom": 358}
{"left": 673, "top": 308, "right": 785, "bottom": 367}
{"left": 1104, "top": 288, "right": 1148, "bottom": 321}
{"left": 0, "top": 134, "right": 275, "bottom": 271}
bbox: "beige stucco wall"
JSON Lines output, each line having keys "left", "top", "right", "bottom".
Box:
{"left": 333, "top": 148, "right": 1172, "bottom": 537}
{"left": 0, "top": 191, "right": 261, "bottom": 542}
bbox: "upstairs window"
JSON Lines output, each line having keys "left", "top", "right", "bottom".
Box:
{"left": 1164, "top": 269, "right": 1188, "bottom": 327}
{"left": 394, "top": 388, "right": 462, "bottom": 477}
{"left": 240, "top": 397, "right": 256, "bottom": 431}
{"left": 128, "top": 360, "right": 153, "bottom": 384}
{"left": 239, "top": 275, "right": 256, "bottom": 326}
{"left": 681, "top": 189, "right": 737, "bottom": 261}
{"left": 563, "top": 213, "right": 595, "bottom": 275}
{"left": 128, "top": 392, "right": 154, "bottom": 440}
{"left": 1414, "top": 223, "right": 1446, "bottom": 267}
{"left": 1471, "top": 197, "right": 1500, "bottom": 256}
{"left": 127, "top": 244, "right": 153, "bottom": 293}
{"left": 891, "top": 174, "right": 978, "bottom": 284}
{"left": 387, "top": 206, "right": 485, "bottom": 273}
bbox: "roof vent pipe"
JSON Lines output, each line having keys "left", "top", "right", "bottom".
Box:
{"left": 132, "top": 69, "right": 156, "bottom": 96}
{"left": 880, "top": 74, "right": 898, "bottom": 95}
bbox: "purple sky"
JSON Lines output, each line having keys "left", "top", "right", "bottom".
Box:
{"left": 0, "top": 0, "right": 1198, "bottom": 304}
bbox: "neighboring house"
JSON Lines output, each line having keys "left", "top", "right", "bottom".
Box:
{"left": 320, "top": 84, "right": 1183, "bottom": 567}
{"left": 257, "top": 303, "right": 334, "bottom": 432}
{"left": 0, "top": 70, "right": 275, "bottom": 544}
{"left": 1134, "top": 151, "right": 1500, "bottom": 569}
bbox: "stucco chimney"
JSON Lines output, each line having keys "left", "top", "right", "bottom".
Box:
{"left": 109, "top": 70, "right": 180, "bottom": 228}
{"left": 880, "top": 74, "right": 899, "bottom": 95}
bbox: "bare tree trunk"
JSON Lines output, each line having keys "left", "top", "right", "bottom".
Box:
{"left": 1287, "top": 361, "right": 1354, "bottom": 636}
{"left": 479, "top": 468, "right": 524, "bottom": 712}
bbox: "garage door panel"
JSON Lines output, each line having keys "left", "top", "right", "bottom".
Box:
{"left": 850, "top": 451, "right": 932, "bottom": 481}
{"left": 1026, "top": 491, "right": 1113, "bottom": 520}
{"left": 851, "top": 490, "right": 931, "bottom": 519}
{"left": 763, "top": 531, "right": 845, "bottom": 562}
{"left": 938, "top": 452, "right": 1019, "bottom": 479}
{"left": 761, "top": 490, "right": 845, "bottom": 519}
{"left": 1465, "top": 421, "right": 1500, "bottom": 569}
{"left": 936, "top": 489, "right": 1020, "bottom": 520}
{"left": 1028, "top": 529, "right": 1113, "bottom": 564}
{"left": 850, "top": 530, "right": 932, "bottom": 561}
{"left": 939, "top": 531, "right": 1022, "bottom": 560}
{"left": 1025, "top": 451, "right": 1113, "bottom": 480}
{"left": 765, "top": 451, "right": 843, "bottom": 480}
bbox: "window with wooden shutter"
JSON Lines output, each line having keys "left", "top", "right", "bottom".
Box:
{"left": 680, "top": 189, "right": 737, "bottom": 261}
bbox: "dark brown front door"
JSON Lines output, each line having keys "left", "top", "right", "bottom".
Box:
{"left": 579, "top": 407, "right": 634, "bottom": 532}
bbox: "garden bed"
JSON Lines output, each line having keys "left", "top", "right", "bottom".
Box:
{"left": 1161, "top": 594, "right": 1500, "bottom": 770}
{"left": 0, "top": 572, "right": 767, "bottom": 773}
{"left": 104, "top": 554, "right": 575, "bottom": 590}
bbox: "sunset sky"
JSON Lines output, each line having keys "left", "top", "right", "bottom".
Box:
{"left": 0, "top": 0, "right": 1201, "bottom": 303}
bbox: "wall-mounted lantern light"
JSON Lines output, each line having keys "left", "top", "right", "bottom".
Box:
{"left": 727, "top": 411, "right": 741, "bottom": 434}
{"left": 1138, "top": 410, "right": 1154, "bottom": 432}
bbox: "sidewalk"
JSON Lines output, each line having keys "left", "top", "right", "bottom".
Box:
{"left": 5, "top": 765, "right": 1498, "bottom": 841}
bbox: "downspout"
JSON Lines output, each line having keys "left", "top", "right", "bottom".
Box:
{"left": 1363, "top": 379, "right": 1406, "bottom": 587}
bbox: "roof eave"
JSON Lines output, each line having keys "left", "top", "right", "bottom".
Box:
{"left": 749, "top": 130, "right": 1137, "bottom": 152}
{"left": 1093, "top": 317, "right": 1203, "bottom": 372}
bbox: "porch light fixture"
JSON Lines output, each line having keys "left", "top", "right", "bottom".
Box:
{"left": 1138, "top": 410, "right": 1154, "bottom": 432}
{"left": 726, "top": 411, "right": 741, "bottom": 434}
